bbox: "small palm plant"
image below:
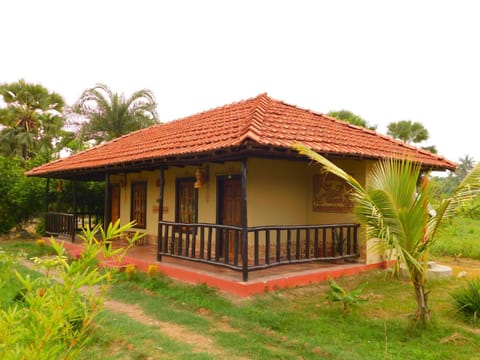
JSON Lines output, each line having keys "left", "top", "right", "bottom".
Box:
{"left": 294, "top": 144, "right": 480, "bottom": 326}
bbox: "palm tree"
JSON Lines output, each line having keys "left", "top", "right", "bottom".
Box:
{"left": 294, "top": 144, "right": 480, "bottom": 325}
{"left": 0, "top": 79, "right": 65, "bottom": 161}
{"left": 456, "top": 155, "right": 476, "bottom": 180}
{"left": 73, "top": 84, "right": 159, "bottom": 145}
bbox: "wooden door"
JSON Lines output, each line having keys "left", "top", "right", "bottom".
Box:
{"left": 219, "top": 178, "right": 242, "bottom": 260}
{"left": 110, "top": 184, "right": 120, "bottom": 224}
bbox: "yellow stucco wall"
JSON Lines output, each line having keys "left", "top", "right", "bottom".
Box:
{"left": 246, "top": 158, "right": 308, "bottom": 226}
{"left": 109, "top": 157, "right": 381, "bottom": 263}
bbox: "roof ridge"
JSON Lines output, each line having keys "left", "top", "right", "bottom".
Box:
{"left": 239, "top": 93, "right": 270, "bottom": 143}
{"left": 164, "top": 94, "right": 266, "bottom": 125}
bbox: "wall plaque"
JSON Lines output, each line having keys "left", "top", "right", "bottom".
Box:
{"left": 313, "top": 173, "right": 353, "bottom": 212}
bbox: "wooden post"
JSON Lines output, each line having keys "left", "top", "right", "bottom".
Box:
{"left": 157, "top": 167, "right": 165, "bottom": 261}
{"left": 72, "top": 179, "right": 77, "bottom": 243}
{"left": 45, "top": 178, "right": 50, "bottom": 213}
{"left": 45, "top": 178, "right": 50, "bottom": 235}
{"left": 241, "top": 158, "right": 249, "bottom": 282}
{"left": 104, "top": 173, "right": 110, "bottom": 232}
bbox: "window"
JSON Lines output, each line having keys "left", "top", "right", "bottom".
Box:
{"left": 176, "top": 178, "right": 198, "bottom": 225}
{"left": 131, "top": 181, "right": 147, "bottom": 228}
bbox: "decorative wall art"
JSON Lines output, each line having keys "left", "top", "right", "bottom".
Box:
{"left": 313, "top": 173, "right": 353, "bottom": 212}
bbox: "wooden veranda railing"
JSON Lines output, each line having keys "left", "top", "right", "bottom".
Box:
{"left": 45, "top": 212, "right": 102, "bottom": 241}
{"left": 158, "top": 221, "right": 360, "bottom": 281}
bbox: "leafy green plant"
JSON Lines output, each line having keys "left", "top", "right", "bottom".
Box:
{"left": 0, "top": 220, "right": 139, "bottom": 359}
{"left": 327, "top": 277, "right": 368, "bottom": 313}
{"left": 451, "top": 278, "right": 480, "bottom": 326}
{"left": 0, "top": 157, "right": 47, "bottom": 233}
{"left": 295, "top": 144, "right": 480, "bottom": 326}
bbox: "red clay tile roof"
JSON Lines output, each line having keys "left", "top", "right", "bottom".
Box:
{"left": 26, "top": 93, "right": 456, "bottom": 178}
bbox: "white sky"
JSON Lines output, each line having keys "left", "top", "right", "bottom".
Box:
{"left": 2, "top": 0, "right": 479, "bottom": 165}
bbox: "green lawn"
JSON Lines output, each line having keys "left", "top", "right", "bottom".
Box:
{"left": 1, "top": 216, "right": 480, "bottom": 359}
{"left": 432, "top": 216, "right": 480, "bottom": 260}
{"left": 87, "top": 268, "right": 479, "bottom": 360}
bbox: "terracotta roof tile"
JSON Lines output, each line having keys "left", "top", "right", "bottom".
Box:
{"left": 26, "top": 93, "right": 456, "bottom": 177}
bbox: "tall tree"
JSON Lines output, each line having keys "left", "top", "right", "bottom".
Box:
{"left": 327, "top": 110, "right": 377, "bottom": 130}
{"left": 456, "top": 155, "right": 476, "bottom": 180}
{"left": 73, "top": 84, "right": 159, "bottom": 145}
{"left": 0, "top": 79, "right": 65, "bottom": 161}
{"left": 294, "top": 144, "right": 480, "bottom": 326}
{"left": 387, "top": 120, "right": 429, "bottom": 144}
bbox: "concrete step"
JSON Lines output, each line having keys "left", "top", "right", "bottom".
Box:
{"left": 426, "top": 261, "right": 453, "bottom": 279}
{"left": 398, "top": 261, "right": 453, "bottom": 280}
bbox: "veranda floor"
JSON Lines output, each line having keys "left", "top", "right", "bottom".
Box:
{"left": 58, "top": 236, "right": 385, "bottom": 297}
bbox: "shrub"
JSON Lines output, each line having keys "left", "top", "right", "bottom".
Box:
{"left": 0, "top": 221, "right": 137, "bottom": 358}
{"left": 0, "top": 157, "right": 49, "bottom": 233}
{"left": 451, "top": 278, "right": 480, "bottom": 326}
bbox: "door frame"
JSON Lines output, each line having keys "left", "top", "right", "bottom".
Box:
{"left": 110, "top": 183, "right": 121, "bottom": 225}
{"left": 216, "top": 175, "right": 242, "bottom": 259}
{"left": 174, "top": 176, "right": 198, "bottom": 238}
{"left": 216, "top": 175, "right": 242, "bottom": 225}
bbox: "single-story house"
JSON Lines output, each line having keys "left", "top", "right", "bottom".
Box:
{"left": 26, "top": 93, "right": 456, "bottom": 282}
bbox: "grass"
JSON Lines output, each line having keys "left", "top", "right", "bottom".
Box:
{"left": 99, "top": 269, "right": 480, "bottom": 359}
{"left": 79, "top": 312, "right": 208, "bottom": 360}
{"left": 2, "top": 217, "right": 480, "bottom": 359}
{"left": 0, "top": 241, "right": 51, "bottom": 310}
{"left": 432, "top": 216, "right": 480, "bottom": 260}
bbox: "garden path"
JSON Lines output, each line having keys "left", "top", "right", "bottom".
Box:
{"left": 19, "top": 258, "right": 249, "bottom": 360}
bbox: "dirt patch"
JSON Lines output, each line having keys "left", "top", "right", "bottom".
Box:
{"left": 18, "top": 258, "right": 248, "bottom": 359}
{"left": 196, "top": 307, "right": 237, "bottom": 333}
{"left": 104, "top": 300, "right": 248, "bottom": 359}
{"left": 434, "top": 257, "right": 480, "bottom": 278}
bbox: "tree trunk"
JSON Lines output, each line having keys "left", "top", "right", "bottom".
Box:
{"left": 22, "top": 143, "right": 28, "bottom": 161}
{"left": 414, "top": 281, "right": 430, "bottom": 325}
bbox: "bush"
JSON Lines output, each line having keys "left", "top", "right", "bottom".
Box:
{"left": 451, "top": 278, "right": 480, "bottom": 326}
{"left": 0, "top": 221, "right": 138, "bottom": 358}
{"left": 0, "top": 156, "right": 105, "bottom": 234}
{"left": 0, "top": 157, "right": 46, "bottom": 233}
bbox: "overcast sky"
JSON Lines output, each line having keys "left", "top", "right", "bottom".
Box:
{"left": 2, "top": 0, "right": 479, "bottom": 165}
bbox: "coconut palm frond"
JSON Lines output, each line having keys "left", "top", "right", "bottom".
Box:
{"left": 295, "top": 144, "right": 406, "bottom": 247}
{"left": 293, "top": 144, "right": 364, "bottom": 193}
{"left": 294, "top": 144, "right": 428, "bottom": 282}
{"left": 366, "top": 159, "right": 424, "bottom": 240}
{"left": 294, "top": 144, "right": 478, "bottom": 324}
